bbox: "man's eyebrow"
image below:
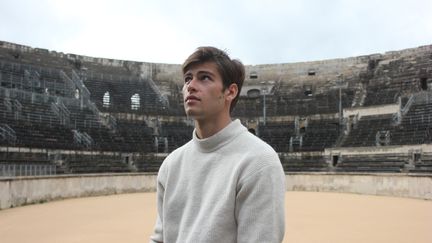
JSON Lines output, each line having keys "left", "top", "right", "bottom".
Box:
{"left": 197, "top": 70, "right": 216, "bottom": 77}
{"left": 184, "top": 70, "right": 216, "bottom": 77}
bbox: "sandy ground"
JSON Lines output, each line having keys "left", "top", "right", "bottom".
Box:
{"left": 0, "top": 192, "right": 431, "bottom": 243}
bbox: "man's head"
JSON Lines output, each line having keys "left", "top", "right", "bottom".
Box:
{"left": 182, "top": 47, "right": 245, "bottom": 113}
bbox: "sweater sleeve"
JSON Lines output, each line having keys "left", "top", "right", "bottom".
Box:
{"left": 149, "top": 164, "right": 167, "bottom": 243}
{"left": 235, "top": 163, "right": 286, "bottom": 243}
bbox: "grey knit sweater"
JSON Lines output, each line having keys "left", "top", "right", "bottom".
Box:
{"left": 150, "top": 119, "right": 285, "bottom": 243}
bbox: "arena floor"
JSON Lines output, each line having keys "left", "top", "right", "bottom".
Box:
{"left": 0, "top": 192, "right": 431, "bottom": 243}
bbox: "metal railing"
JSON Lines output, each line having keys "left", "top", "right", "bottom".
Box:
{"left": 72, "top": 129, "right": 93, "bottom": 148}
{"left": 401, "top": 94, "right": 415, "bottom": 116}
{"left": 0, "top": 123, "right": 16, "bottom": 144}
{"left": 51, "top": 99, "right": 70, "bottom": 125}
{"left": 0, "top": 164, "right": 56, "bottom": 177}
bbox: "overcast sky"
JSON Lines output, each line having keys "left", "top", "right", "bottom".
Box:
{"left": 1, "top": 0, "right": 431, "bottom": 65}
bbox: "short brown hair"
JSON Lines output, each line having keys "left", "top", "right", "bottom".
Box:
{"left": 182, "top": 46, "right": 245, "bottom": 112}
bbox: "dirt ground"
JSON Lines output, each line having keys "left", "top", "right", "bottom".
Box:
{"left": 0, "top": 191, "right": 431, "bottom": 243}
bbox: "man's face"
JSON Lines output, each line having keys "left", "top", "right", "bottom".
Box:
{"left": 182, "top": 62, "right": 229, "bottom": 121}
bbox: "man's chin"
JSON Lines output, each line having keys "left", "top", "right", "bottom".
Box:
{"left": 185, "top": 110, "right": 203, "bottom": 119}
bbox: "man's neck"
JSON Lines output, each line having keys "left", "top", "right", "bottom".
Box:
{"left": 194, "top": 115, "right": 232, "bottom": 139}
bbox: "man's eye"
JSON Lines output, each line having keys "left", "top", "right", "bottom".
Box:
{"left": 184, "top": 77, "right": 192, "bottom": 83}
{"left": 202, "top": 75, "right": 211, "bottom": 81}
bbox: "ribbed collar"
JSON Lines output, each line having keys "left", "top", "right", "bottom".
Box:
{"left": 192, "top": 119, "right": 246, "bottom": 153}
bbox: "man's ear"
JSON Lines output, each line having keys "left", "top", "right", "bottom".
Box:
{"left": 225, "top": 83, "right": 238, "bottom": 101}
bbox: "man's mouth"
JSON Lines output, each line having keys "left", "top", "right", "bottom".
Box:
{"left": 185, "top": 95, "right": 200, "bottom": 102}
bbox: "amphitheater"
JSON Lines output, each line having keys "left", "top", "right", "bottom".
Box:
{"left": 0, "top": 40, "right": 432, "bottom": 242}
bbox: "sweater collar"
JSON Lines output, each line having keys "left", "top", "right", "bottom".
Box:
{"left": 192, "top": 119, "right": 246, "bottom": 153}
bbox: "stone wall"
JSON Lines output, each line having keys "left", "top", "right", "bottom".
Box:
{"left": 0, "top": 173, "right": 157, "bottom": 210}
{"left": 1, "top": 172, "right": 431, "bottom": 210}
{"left": 2, "top": 40, "right": 430, "bottom": 87}
{"left": 286, "top": 172, "right": 432, "bottom": 200}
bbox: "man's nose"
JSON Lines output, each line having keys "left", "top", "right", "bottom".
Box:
{"left": 186, "top": 78, "right": 197, "bottom": 92}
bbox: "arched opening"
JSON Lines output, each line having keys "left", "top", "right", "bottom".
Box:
{"left": 299, "top": 126, "right": 306, "bottom": 134}
{"left": 247, "top": 89, "right": 261, "bottom": 98}
{"left": 420, "top": 77, "right": 428, "bottom": 91}
{"left": 304, "top": 85, "right": 313, "bottom": 96}
{"left": 74, "top": 89, "right": 80, "bottom": 99}
{"left": 308, "top": 69, "right": 316, "bottom": 76}
{"left": 131, "top": 93, "right": 140, "bottom": 110}
{"left": 332, "top": 155, "right": 339, "bottom": 167}
{"left": 103, "top": 91, "right": 110, "bottom": 108}
{"left": 248, "top": 128, "right": 256, "bottom": 135}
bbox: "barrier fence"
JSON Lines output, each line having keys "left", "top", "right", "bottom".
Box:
{"left": 0, "top": 164, "right": 56, "bottom": 177}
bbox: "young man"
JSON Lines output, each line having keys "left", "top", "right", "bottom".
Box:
{"left": 150, "top": 47, "right": 285, "bottom": 243}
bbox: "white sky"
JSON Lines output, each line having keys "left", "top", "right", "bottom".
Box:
{"left": 1, "top": 0, "right": 431, "bottom": 65}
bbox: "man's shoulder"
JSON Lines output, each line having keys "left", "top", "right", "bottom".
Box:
{"left": 237, "top": 130, "right": 277, "bottom": 155}
{"left": 233, "top": 131, "right": 284, "bottom": 185}
{"left": 230, "top": 130, "right": 281, "bottom": 173}
{"left": 161, "top": 139, "right": 193, "bottom": 166}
